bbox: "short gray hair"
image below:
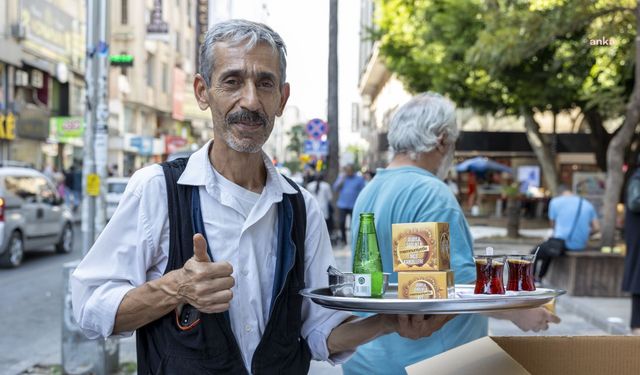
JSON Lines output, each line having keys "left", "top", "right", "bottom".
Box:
{"left": 388, "top": 93, "right": 459, "bottom": 160}
{"left": 198, "top": 19, "right": 287, "bottom": 88}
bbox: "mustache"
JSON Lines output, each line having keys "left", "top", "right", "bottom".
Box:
{"left": 226, "top": 110, "right": 267, "bottom": 126}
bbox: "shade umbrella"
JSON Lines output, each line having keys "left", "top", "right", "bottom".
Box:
{"left": 455, "top": 156, "right": 513, "bottom": 174}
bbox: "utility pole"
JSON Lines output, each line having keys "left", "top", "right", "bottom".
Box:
{"left": 94, "top": 0, "right": 110, "bottom": 236}
{"left": 327, "top": 0, "right": 340, "bottom": 185}
{"left": 81, "top": 0, "right": 97, "bottom": 256}
{"left": 62, "top": 2, "right": 118, "bottom": 374}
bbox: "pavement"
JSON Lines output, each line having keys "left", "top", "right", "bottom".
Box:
{"left": 13, "top": 223, "right": 634, "bottom": 375}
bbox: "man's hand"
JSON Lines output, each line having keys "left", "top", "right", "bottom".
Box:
{"left": 495, "top": 307, "right": 561, "bottom": 332}
{"left": 381, "top": 314, "right": 456, "bottom": 340}
{"left": 176, "top": 233, "right": 235, "bottom": 314}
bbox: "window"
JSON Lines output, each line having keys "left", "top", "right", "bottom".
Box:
{"left": 162, "top": 63, "right": 168, "bottom": 92}
{"left": 146, "top": 54, "right": 154, "bottom": 87}
{"left": 4, "top": 176, "right": 43, "bottom": 202}
{"left": 121, "top": 0, "right": 128, "bottom": 25}
{"left": 176, "top": 31, "right": 181, "bottom": 54}
{"left": 124, "top": 106, "right": 134, "bottom": 133}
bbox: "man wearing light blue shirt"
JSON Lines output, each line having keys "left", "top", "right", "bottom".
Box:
{"left": 548, "top": 187, "right": 599, "bottom": 251}
{"left": 344, "top": 93, "right": 560, "bottom": 374}
{"left": 535, "top": 186, "right": 600, "bottom": 279}
{"left": 333, "top": 164, "right": 365, "bottom": 244}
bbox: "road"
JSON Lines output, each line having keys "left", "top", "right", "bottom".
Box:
{"left": 0, "top": 223, "right": 82, "bottom": 374}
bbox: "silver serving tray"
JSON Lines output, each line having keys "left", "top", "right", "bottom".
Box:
{"left": 301, "top": 284, "right": 565, "bottom": 314}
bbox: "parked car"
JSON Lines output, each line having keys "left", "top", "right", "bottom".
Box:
{"left": 106, "top": 177, "right": 129, "bottom": 221}
{"left": 0, "top": 167, "right": 74, "bottom": 268}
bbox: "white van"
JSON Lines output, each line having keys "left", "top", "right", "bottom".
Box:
{"left": 0, "top": 167, "right": 74, "bottom": 267}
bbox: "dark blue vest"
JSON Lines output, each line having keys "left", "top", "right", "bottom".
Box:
{"left": 136, "top": 158, "right": 311, "bottom": 374}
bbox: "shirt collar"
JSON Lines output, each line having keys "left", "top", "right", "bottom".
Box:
{"left": 177, "top": 140, "right": 297, "bottom": 196}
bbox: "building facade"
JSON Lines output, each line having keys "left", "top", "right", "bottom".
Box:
{"left": 108, "top": 0, "right": 211, "bottom": 176}
{"left": 0, "top": 0, "right": 86, "bottom": 171}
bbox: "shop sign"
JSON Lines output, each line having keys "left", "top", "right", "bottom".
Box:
{"left": 130, "top": 136, "right": 154, "bottom": 156}
{"left": 50, "top": 116, "right": 83, "bottom": 143}
{"left": 165, "top": 135, "right": 188, "bottom": 154}
{"left": 20, "top": 0, "right": 78, "bottom": 66}
{"left": 147, "top": 0, "right": 169, "bottom": 42}
{"left": 0, "top": 112, "right": 16, "bottom": 140}
{"left": 16, "top": 107, "right": 49, "bottom": 140}
{"left": 195, "top": 0, "right": 208, "bottom": 70}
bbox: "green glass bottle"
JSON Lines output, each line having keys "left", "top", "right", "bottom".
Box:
{"left": 352, "top": 213, "right": 384, "bottom": 298}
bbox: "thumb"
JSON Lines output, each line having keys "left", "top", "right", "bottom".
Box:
{"left": 193, "top": 233, "right": 210, "bottom": 262}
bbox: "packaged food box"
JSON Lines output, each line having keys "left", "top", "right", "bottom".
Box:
{"left": 398, "top": 270, "right": 455, "bottom": 299}
{"left": 392, "top": 222, "right": 450, "bottom": 271}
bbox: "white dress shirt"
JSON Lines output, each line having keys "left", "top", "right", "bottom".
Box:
{"left": 71, "top": 141, "right": 352, "bottom": 371}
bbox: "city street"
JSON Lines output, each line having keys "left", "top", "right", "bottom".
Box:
{"left": 0, "top": 223, "right": 82, "bottom": 374}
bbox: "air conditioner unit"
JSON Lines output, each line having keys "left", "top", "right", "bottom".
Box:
{"left": 11, "top": 23, "right": 26, "bottom": 40}
{"left": 31, "top": 70, "right": 44, "bottom": 89}
{"left": 15, "top": 70, "right": 29, "bottom": 87}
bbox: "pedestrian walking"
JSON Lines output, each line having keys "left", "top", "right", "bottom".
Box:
{"left": 333, "top": 164, "right": 365, "bottom": 245}
{"left": 70, "top": 20, "right": 452, "bottom": 374}
{"left": 623, "top": 155, "right": 640, "bottom": 335}
{"left": 344, "top": 93, "right": 560, "bottom": 374}
{"left": 306, "top": 172, "right": 333, "bottom": 234}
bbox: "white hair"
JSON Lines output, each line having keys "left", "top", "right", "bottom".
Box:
{"left": 388, "top": 93, "right": 459, "bottom": 160}
{"left": 199, "top": 19, "right": 287, "bottom": 88}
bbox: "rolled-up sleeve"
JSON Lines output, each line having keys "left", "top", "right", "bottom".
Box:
{"left": 300, "top": 192, "right": 354, "bottom": 364}
{"left": 70, "top": 166, "right": 169, "bottom": 339}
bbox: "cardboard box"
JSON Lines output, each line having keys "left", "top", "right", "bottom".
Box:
{"left": 406, "top": 336, "right": 640, "bottom": 375}
{"left": 398, "top": 271, "right": 454, "bottom": 299}
{"left": 392, "top": 222, "right": 450, "bottom": 271}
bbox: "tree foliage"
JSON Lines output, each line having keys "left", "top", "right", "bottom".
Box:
{"left": 376, "top": 0, "right": 635, "bottom": 117}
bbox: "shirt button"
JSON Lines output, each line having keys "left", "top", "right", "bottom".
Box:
{"left": 241, "top": 269, "right": 248, "bottom": 276}
{"left": 244, "top": 324, "right": 252, "bottom": 332}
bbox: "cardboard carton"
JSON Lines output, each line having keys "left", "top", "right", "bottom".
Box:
{"left": 392, "top": 222, "right": 450, "bottom": 271}
{"left": 406, "top": 336, "right": 640, "bottom": 375}
{"left": 398, "top": 271, "right": 455, "bottom": 299}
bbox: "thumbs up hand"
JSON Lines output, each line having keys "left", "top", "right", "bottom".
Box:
{"left": 176, "top": 233, "right": 235, "bottom": 314}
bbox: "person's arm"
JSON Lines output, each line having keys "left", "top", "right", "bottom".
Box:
{"left": 327, "top": 314, "right": 454, "bottom": 355}
{"left": 487, "top": 308, "right": 561, "bottom": 332}
{"left": 113, "top": 234, "right": 234, "bottom": 334}
{"left": 333, "top": 174, "right": 345, "bottom": 191}
{"left": 590, "top": 219, "right": 600, "bottom": 235}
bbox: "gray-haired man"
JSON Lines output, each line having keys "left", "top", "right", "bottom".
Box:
{"left": 71, "top": 20, "right": 451, "bottom": 374}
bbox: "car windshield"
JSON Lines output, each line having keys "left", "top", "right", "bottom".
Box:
{"left": 108, "top": 183, "right": 127, "bottom": 194}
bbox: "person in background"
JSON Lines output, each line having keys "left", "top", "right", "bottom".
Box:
{"left": 344, "top": 93, "right": 560, "bottom": 374}
{"left": 307, "top": 172, "right": 333, "bottom": 234}
{"left": 623, "top": 155, "right": 640, "bottom": 335}
{"left": 333, "top": 164, "right": 365, "bottom": 245}
{"left": 533, "top": 185, "right": 600, "bottom": 281}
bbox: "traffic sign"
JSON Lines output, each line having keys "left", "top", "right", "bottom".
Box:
{"left": 305, "top": 118, "right": 328, "bottom": 140}
{"left": 303, "top": 139, "right": 329, "bottom": 156}
{"left": 87, "top": 174, "right": 100, "bottom": 196}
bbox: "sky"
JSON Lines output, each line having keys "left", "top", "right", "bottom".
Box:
{"left": 210, "top": 0, "right": 364, "bottom": 149}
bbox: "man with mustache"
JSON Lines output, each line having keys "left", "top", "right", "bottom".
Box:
{"left": 70, "top": 20, "right": 452, "bottom": 374}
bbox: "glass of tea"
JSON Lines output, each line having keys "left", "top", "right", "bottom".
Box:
{"left": 506, "top": 254, "right": 536, "bottom": 292}
{"left": 474, "top": 255, "right": 506, "bottom": 294}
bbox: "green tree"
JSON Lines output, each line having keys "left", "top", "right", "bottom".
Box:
{"left": 375, "top": 0, "right": 638, "bottom": 244}
{"left": 286, "top": 124, "right": 306, "bottom": 160}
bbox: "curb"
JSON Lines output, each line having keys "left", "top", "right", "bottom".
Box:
{"left": 556, "top": 295, "right": 631, "bottom": 335}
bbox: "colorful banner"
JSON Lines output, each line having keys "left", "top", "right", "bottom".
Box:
{"left": 50, "top": 116, "right": 84, "bottom": 143}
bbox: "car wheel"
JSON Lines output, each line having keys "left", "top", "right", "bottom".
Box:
{"left": 0, "top": 231, "right": 24, "bottom": 268}
{"left": 56, "top": 223, "right": 73, "bottom": 254}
